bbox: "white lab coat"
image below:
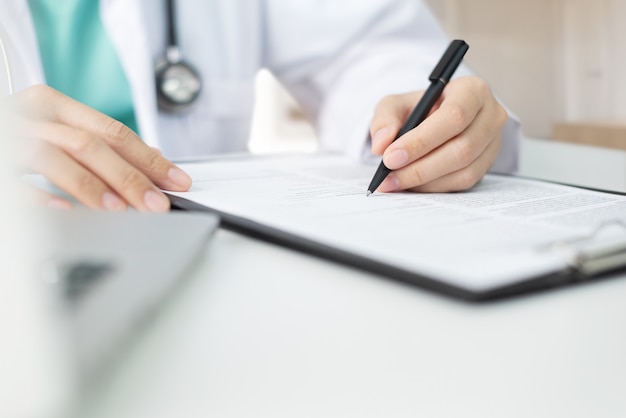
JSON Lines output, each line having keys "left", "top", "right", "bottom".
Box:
{"left": 0, "top": 0, "right": 518, "bottom": 172}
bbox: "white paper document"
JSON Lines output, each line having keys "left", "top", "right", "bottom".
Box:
{"left": 170, "top": 154, "right": 626, "bottom": 295}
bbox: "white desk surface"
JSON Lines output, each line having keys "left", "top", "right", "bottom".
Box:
{"left": 77, "top": 138, "right": 626, "bottom": 418}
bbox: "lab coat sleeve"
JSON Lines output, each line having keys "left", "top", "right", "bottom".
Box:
{"left": 262, "top": 0, "right": 519, "bottom": 174}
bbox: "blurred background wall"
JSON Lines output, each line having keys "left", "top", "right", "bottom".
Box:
{"left": 250, "top": 0, "right": 625, "bottom": 152}
{"left": 426, "top": 0, "right": 626, "bottom": 138}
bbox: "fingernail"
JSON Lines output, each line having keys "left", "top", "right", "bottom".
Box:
{"left": 144, "top": 190, "right": 170, "bottom": 212}
{"left": 48, "top": 198, "right": 73, "bottom": 210}
{"left": 378, "top": 175, "right": 400, "bottom": 192}
{"left": 168, "top": 166, "right": 192, "bottom": 188}
{"left": 384, "top": 149, "right": 409, "bottom": 169}
{"left": 102, "top": 192, "right": 127, "bottom": 211}
{"left": 372, "top": 127, "right": 390, "bottom": 148}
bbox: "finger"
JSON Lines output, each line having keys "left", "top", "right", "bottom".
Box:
{"left": 380, "top": 98, "right": 501, "bottom": 192}
{"left": 23, "top": 120, "right": 170, "bottom": 212}
{"left": 369, "top": 92, "right": 423, "bottom": 155}
{"left": 409, "top": 138, "right": 501, "bottom": 193}
{"left": 90, "top": 118, "right": 191, "bottom": 192}
{"left": 27, "top": 187, "right": 74, "bottom": 210}
{"left": 379, "top": 134, "right": 501, "bottom": 193}
{"left": 48, "top": 197, "right": 75, "bottom": 210}
{"left": 25, "top": 137, "right": 129, "bottom": 211}
{"left": 16, "top": 86, "right": 191, "bottom": 192}
{"left": 55, "top": 100, "right": 191, "bottom": 192}
{"left": 382, "top": 78, "right": 486, "bottom": 170}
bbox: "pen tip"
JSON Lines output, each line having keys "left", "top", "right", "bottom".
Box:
{"left": 366, "top": 190, "right": 372, "bottom": 197}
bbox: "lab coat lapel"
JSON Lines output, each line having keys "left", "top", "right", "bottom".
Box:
{"left": 100, "top": 0, "right": 160, "bottom": 148}
{"left": 0, "top": 0, "right": 45, "bottom": 91}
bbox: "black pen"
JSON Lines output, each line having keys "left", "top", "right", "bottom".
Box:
{"left": 366, "top": 39, "right": 469, "bottom": 196}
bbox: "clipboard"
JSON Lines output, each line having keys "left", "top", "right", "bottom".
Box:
{"left": 167, "top": 154, "right": 626, "bottom": 302}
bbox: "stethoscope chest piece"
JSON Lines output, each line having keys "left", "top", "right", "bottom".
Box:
{"left": 155, "top": 0, "right": 202, "bottom": 114}
{"left": 155, "top": 46, "right": 201, "bottom": 113}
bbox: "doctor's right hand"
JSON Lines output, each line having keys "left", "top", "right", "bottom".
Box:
{"left": 2, "top": 85, "right": 192, "bottom": 211}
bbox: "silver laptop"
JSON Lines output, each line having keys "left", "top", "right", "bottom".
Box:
{"left": 38, "top": 208, "right": 219, "bottom": 383}
{"left": 0, "top": 111, "right": 219, "bottom": 416}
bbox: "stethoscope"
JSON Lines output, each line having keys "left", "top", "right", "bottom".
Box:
{"left": 0, "top": 0, "right": 202, "bottom": 112}
{"left": 155, "top": 0, "right": 202, "bottom": 113}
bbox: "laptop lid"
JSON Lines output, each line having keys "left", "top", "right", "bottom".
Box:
{"left": 41, "top": 208, "right": 219, "bottom": 383}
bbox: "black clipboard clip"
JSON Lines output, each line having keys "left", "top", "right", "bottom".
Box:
{"left": 551, "top": 220, "right": 626, "bottom": 277}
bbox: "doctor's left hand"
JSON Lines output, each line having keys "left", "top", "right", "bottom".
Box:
{"left": 5, "top": 85, "right": 192, "bottom": 211}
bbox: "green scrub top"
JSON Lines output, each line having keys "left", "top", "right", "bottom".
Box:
{"left": 28, "top": 0, "right": 139, "bottom": 133}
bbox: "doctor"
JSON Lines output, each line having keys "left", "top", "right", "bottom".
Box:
{"left": 0, "top": 0, "right": 519, "bottom": 212}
